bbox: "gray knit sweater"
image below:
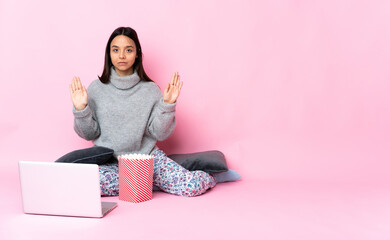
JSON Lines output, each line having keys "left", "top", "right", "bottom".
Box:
{"left": 73, "top": 68, "right": 176, "bottom": 155}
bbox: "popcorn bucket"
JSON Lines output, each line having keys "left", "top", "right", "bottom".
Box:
{"left": 118, "top": 154, "right": 154, "bottom": 203}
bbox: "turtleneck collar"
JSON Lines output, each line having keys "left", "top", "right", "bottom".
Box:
{"left": 109, "top": 67, "right": 141, "bottom": 90}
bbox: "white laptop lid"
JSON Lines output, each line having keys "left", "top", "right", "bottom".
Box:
{"left": 18, "top": 161, "right": 117, "bottom": 218}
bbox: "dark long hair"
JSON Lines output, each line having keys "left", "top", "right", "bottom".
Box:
{"left": 99, "top": 27, "right": 153, "bottom": 83}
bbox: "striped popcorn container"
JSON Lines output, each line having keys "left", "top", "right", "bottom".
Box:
{"left": 118, "top": 154, "right": 154, "bottom": 203}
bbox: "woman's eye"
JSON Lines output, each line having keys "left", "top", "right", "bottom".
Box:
{"left": 126, "top": 49, "right": 132, "bottom": 53}
{"left": 113, "top": 49, "right": 118, "bottom": 52}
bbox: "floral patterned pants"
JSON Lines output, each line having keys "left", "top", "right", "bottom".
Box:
{"left": 99, "top": 150, "right": 216, "bottom": 197}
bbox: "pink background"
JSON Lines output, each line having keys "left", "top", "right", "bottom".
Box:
{"left": 2, "top": 1, "right": 390, "bottom": 239}
{"left": 1, "top": 0, "right": 390, "bottom": 182}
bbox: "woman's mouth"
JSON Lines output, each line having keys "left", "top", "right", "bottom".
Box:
{"left": 118, "top": 62, "right": 127, "bottom": 65}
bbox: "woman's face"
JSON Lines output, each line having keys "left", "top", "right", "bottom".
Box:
{"left": 110, "top": 35, "right": 137, "bottom": 76}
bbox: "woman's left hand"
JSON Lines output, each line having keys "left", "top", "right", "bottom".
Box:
{"left": 163, "top": 72, "right": 183, "bottom": 104}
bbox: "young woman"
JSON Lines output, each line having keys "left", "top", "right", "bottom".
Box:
{"left": 70, "top": 27, "right": 216, "bottom": 197}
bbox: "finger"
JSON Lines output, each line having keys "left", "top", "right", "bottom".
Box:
{"left": 175, "top": 81, "right": 182, "bottom": 96}
{"left": 71, "top": 77, "right": 77, "bottom": 92}
{"left": 76, "top": 77, "right": 82, "bottom": 90}
{"left": 176, "top": 73, "right": 181, "bottom": 86}
{"left": 82, "top": 86, "right": 87, "bottom": 95}
{"left": 74, "top": 76, "right": 79, "bottom": 90}
{"left": 178, "top": 80, "right": 183, "bottom": 92}
{"left": 166, "top": 82, "right": 171, "bottom": 93}
{"left": 170, "top": 72, "right": 176, "bottom": 85}
{"left": 174, "top": 72, "right": 179, "bottom": 86}
{"left": 79, "top": 78, "right": 84, "bottom": 91}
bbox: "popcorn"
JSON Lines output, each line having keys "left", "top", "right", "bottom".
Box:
{"left": 118, "top": 154, "right": 153, "bottom": 203}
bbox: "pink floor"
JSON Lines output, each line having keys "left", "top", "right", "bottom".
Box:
{"left": 2, "top": 167, "right": 390, "bottom": 240}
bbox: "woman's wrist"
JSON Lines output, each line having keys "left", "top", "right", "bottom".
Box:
{"left": 74, "top": 104, "right": 87, "bottom": 111}
{"left": 163, "top": 99, "right": 175, "bottom": 105}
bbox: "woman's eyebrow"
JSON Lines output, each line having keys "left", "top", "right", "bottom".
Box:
{"left": 111, "top": 45, "right": 134, "bottom": 48}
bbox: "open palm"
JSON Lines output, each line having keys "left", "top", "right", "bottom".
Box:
{"left": 69, "top": 76, "right": 88, "bottom": 111}
{"left": 163, "top": 72, "right": 183, "bottom": 104}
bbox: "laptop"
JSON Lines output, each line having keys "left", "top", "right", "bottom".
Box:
{"left": 18, "top": 161, "right": 117, "bottom": 218}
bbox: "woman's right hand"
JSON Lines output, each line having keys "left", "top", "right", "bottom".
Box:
{"left": 69, "top": 76, "right": 88, "bottom": 111}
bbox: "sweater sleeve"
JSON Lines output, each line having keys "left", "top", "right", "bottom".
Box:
{"left": 73, "top": 104, "right": 101, "bottom": 140}
{"left": 147, "top": 98, "right": 177, "bottom": 141}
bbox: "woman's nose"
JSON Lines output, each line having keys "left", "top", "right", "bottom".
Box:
{"left": 119, "top": 51, "right": 125, "bottom": 59}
